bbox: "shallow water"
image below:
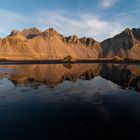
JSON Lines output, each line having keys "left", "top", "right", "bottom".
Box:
{"left": 0, "top": 63, "right": 140, "bottom": 140}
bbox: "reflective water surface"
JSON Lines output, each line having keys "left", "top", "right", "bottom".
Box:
{"left": 0, "top": 63, "right": 140, "bottom": 140}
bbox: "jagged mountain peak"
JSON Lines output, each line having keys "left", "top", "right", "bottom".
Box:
{"left": 8, "top": 29, "right": 26, "bottom": 41}
{"left": 80, "top": 37, "right": 99, "bottom": 47}
{"left": 113, "top": 28, "right": 133, "bottom": 40}
{"left": 110, "top": 28, "right": 140, "bottom": 43}
{"left": 9, "top": 29, "right": 21, "bottom": 36}
{"left": 22, "top": 27, "right": 41, "bottom": 33}
{"left": 21, "top": 27, "right": 41, "bottom": 39}
{"left": 71, "top": 35, "right": 79, "bottom": 40}
{"left": 132, "top": 28, "right": 140, "bottom": 42}
{"left": 124, "top": 28, "right": 131, "bottom": 33}
{"left": 101, "top": 27, "right": 140, "bottom": 59}
{"left": 65, "top": 35, "right": 79, "bottom": 44}
{"left": 45, "top": 28, "right": 58, "bottom": 33}
{"left": 41, "top": 28, "right": 61, "bottom": 38}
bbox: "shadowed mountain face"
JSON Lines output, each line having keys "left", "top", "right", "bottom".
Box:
{"left": 0, "top": 28, "right": 101, "bottom": 60}
{"left": 101, "top": 28, "right": 140, "bottom": 59}
{"left": 0, "top": 63, "right": 140, "bottom": 92}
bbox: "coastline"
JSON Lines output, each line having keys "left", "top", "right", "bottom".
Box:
{"left": 0, "top": 59, "right": 140, "bottom": 65}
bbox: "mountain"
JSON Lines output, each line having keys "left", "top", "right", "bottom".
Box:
{"left": 101, "top": 28, "right": 140, "bottom": 59}
{"left": 21, "top": 27, "right": 41, "bottom": 39}
{"left": 1, "top": 27, "right": 140, "bottom": 60}
{"left": 0, "top": 28, "right": 101, "bottom": 60}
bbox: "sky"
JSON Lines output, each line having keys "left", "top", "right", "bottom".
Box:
{"left": 0, "top": 0, "right": 140, "bottom": 41}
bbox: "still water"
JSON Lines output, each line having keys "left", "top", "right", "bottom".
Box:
{"left": 0, "top": 63, "right": 140, "bottom": 140}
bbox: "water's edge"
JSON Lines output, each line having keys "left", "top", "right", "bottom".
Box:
{"left": 0, "top": 60, "right": 140, "bottom": 65}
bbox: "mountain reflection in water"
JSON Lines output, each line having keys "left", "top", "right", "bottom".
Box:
{"left": 0, "top": 63, "right": 140, "bottom": 91}
{"left": 0, "top": 63, "right": 140, "bottom": 140}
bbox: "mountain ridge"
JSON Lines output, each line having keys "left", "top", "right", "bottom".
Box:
{"left": 0, "top": 27, "right": 101, "bottom": 60}
{"left": 0, "top": 27, "right": 140, "bottom": 60}
{"left": 101, "top": 27, "right": 140, "bottom": 59}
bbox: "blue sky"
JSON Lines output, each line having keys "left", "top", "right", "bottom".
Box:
{"left": 0, "top": 0, "right": 140, "bottom": 41}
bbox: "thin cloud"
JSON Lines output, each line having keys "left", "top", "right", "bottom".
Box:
{"left": 35, "top": 11, "right": 124, "bottom": 41}
{"left": 0, "top": 9, "right": 124, "bottom": 41}
{"left": 0, "top": 9, "right": 26, "bottom": 36}
{"left": 99, "top": 0, "right": 117, "bottom": 8}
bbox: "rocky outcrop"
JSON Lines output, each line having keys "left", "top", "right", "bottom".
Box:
{"left": 101, "top": 28, "right": 140, "bottom": 59}
{"left": 0, "top": 27, "right": 101, "bottom": 60}
{"left": 80, "top": 37, "right": 100, "bottom": 48}
{"left": 21, "top": 27, "right": 41, "bottom": 39}
{"left": 132, "top": 28, "right": 140, "bottom": 42}
{"left": 65, "top": 35, "right": 80, "bottom": 44}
